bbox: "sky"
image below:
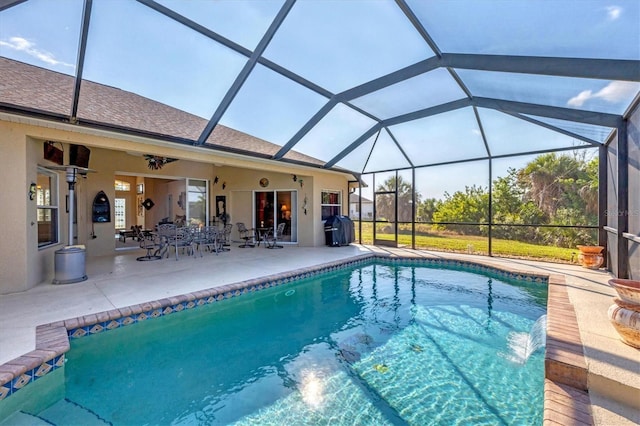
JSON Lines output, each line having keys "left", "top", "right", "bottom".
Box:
{"left": 1, "top": 0, "right": 638, "bottom": 200}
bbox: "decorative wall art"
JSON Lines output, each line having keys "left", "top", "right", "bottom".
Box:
{"left": 142, "top": 198, "right": 155, "bottom": 210}
{"left": 92, "top": 191, "right": 111, "bottom": 223}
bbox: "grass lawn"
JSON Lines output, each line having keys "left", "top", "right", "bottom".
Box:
{"left": 354, "top": 222, "right": 579, "bottom": 263}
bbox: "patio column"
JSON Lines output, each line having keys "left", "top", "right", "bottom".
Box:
{"left": 617, "top": 121, "right": 629, "bottom": 278}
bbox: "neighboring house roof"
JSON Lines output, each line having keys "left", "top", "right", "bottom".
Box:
{"left": 349, "top": 193, "right": 372, "bottom": 203}
{"left": 0, "top": 57, "right": 324, "bottom": 166}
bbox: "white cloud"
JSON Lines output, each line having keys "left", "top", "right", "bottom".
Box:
{"left": 567, "top": 81, "right": 639, "bottom": 107}
{"left": 606, "top": 5, "right": 622, "bottom": 20}
{"left": 0, "top": 36, "right": 74, "bottom": 68}
{"left": 567, "top": 90, "right": 594, "bottom": 107}
{"left": 472, "top": 129, "right": 481, "bottom": 136}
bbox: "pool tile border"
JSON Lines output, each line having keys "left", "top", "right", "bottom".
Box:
{"left": 0, "top": 252, "right": 592, "bottom": 424}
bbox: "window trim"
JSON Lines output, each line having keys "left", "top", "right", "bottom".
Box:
{"left": 36, "top": 166, "right": 60, "bottom": 249}
{"left": 321, "top": 189, "right": 342, "bottom": 221}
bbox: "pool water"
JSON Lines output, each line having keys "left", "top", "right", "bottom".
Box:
{"left": 31, "top": 262, "right": 547, "bottom": 425}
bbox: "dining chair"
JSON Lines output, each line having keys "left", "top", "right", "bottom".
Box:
{"left": 236, "top": 222, "right": 256, "bottom": 248}
{"left": 265, "top": 222, "right": 286, "bottom": 249}
{"left": 135, "top": 227, "right": 163, "bottom": 261}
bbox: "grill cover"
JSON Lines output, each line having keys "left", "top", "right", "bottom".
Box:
{"left": 324, "top": 215, "right": 354, "bottom": 246}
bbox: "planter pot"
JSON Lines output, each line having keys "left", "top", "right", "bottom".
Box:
{"left": 607, "top": 279, "right": 640, "bottom": 349}
{"left": 608, "top": 303, "right": 640, "bottom": 349}
{"left": 609, "top": 279, "right": 640, "bottom": 306}
{"left": 576, "top": 245, "right": 604, "bottom": 269}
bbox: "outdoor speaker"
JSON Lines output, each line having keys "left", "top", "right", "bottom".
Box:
{"left": 70, "top": 144, "right": 91, "bottom": 168}
{"left": 43, "top": 141, "right": 63, "bottom": 165}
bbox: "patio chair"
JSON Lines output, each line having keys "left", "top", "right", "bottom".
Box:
{"left": 196, "top": 226, "right": 221, "bottom": 256}
{"left": 236, "top": 222, "right": 256, "bottom": 248}
{"left": 265, "top": 222, "right": 286, "bottom": 249}
{"left": 220, "top": 223, "right": 233, "bottom": 251}
{"left": 135, "top": 227, "right": 163, "bottom": 261}
{"left": 158, "top": 223, "right": 195, "bottom": 260}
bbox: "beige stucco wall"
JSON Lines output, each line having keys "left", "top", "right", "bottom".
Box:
{"left": 0, "top": 118, "right": 352, "bottom": 294}
{"left": 0, "top": 125, "right": 29, "bottom": 293}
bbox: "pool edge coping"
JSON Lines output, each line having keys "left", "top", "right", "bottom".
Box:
{"left": 0, "top": 252, "right": 593, "bottom": 424}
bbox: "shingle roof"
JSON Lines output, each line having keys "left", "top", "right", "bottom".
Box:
{"left": 0, "top": 57, "right": 324, "bottom": 166}
{"left": 349, "top": 193, "right": 372, "bottom": 203}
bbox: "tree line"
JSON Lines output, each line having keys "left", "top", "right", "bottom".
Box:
{"left": 374, "top": 152, "right": 598, "bottom": 247}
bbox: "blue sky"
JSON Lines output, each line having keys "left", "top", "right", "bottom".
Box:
{"left": 1, "top": 0, "right": 637, "bottom": 199}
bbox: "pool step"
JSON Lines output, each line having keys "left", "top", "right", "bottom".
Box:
{"left": 0, "top": 411, "right": 52, "bottom": 425}
{"left": 36, "top": 398, "right": 111, "bottom": 425}
{"left": 234, "top": 368, "right": 391, "bottom": 425}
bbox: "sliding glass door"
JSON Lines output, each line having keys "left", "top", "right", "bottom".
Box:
{"left": 254, "top": 190, "right": 297, "bottom": 243}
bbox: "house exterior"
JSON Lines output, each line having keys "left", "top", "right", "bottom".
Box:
{"left": 0, "top": 58, "right": 354, "bottom": 295}
{"left": 349, "top": 193, "right": 373, "bottom": 220}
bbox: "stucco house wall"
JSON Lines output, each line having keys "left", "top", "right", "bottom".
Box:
{"left": 0, "top": 118, "right": 351, "bottom": 294}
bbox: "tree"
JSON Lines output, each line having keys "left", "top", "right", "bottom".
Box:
{"left": 375, "top": 175, "right": 417, "bottom": 223}
{"left": 516, "top": 152, "right": 599, "bottom": 246}
{"left": 517, "top": 152, "right": 597, "bottom": 222}
{"left": 432, "top": 185, "right": 489, "bottom": 235}
{"left": 417, "top": 198, "right": 440, "bottom": 222}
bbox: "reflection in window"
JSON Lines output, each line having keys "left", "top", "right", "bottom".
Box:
{"left": 187, "top": 179, "right": 208, "bottom": 227}
{"left": 321, "top": 190, "right": 342, "bottom": 220}
{"left": 37, "top": 168, "right": 58, "bottom": 247}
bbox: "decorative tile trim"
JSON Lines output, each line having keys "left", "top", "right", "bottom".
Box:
{"left": 0, "top": 252, "right": 553, "bottom": 402}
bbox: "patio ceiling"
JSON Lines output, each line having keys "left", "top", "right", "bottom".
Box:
{"left": 0, "top": 0, "right": 638, "bottom": 176}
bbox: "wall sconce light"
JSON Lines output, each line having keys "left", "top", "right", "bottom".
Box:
{"left": 29, "top": 182, "right": 37, "bottom": 200}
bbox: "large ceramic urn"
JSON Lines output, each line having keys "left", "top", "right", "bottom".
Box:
{"left": 577, "top": 245, "right": 604, "bottom": 269}
{"left": 607, "top": 279, "right": 640, "bottom": 349}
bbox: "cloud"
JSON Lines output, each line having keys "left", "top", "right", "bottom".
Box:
{"left": 606, "top": 5, "right": 622, "bottom": 20}
{"left": 567, "top": 81, "right": 638, "bottom": 107}
{"left": 567, "top": 90, "right": 594, "bottom": 107}
{"left": 0, "top": 36, "right": 74, "bottom": 68}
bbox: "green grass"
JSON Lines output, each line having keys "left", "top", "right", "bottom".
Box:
{"left": 354, "top": 222, "right": 578, "bottom": 263}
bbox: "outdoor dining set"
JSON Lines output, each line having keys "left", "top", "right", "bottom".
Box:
{"left": 135, "top": 222, "right": 285, "bottom": 261}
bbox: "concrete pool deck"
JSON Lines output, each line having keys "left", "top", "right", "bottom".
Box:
{"left": 0, "top": 244, "right": 638, "bottom": 425}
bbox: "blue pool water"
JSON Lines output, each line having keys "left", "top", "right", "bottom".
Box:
{"left": 11, "top": 262, "right": 547, "bottom": 425}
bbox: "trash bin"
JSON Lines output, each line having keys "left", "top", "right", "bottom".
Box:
{"left": 53, "top": 245, "right": 88, "bottom": 284}
{"left": 324, "top": 216, "right": 355, "bottom": 246}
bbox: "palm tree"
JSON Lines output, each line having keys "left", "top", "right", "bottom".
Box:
{"left": 375, "top": 175, "right": 416, "bottom": 223}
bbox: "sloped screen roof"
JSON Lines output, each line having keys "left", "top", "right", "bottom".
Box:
{"left": 1, "top": 0, "right": 638, "bottom": 175}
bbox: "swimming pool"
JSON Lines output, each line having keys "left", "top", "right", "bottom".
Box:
{"left": 2, "top": 259, "right": 547, "bottom": 425}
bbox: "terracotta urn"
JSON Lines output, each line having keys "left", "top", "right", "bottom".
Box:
{"left": 576, "top": 245, "right": 604, "bottom": 269}
{"left": 607, "top": 279, "right": 640, "bottom": 349}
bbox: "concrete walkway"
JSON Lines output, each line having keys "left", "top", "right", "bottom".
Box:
{"left": 0, "top": 245, "right": 638, "bottom": 424}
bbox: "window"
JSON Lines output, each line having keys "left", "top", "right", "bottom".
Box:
{"left": 114, "top": 198, "right": 126, "bottom": 229}
{"left": 321, "top": 190, "right": 342, "bottom": 220}
{"left": 37, "top": 168, "right": 59, "bottom": 247}
{"left": 114, "top": 180, "right": 130, "bottom": 191}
